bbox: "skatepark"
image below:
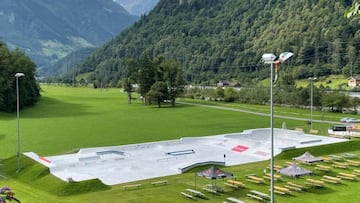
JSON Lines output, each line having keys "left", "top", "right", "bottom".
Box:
{"left": 24, "top": 128, "right": 347, "bottom": 185}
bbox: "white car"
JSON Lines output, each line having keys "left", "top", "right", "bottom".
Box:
{"left": 342, "top": 117, "right": 360, "bottom": 123}
{"left": 340, "top": 117, "right": 351, "bottom": 122}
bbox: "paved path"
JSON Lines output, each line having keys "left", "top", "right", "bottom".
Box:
{"left": 178, "top": 102, "right": 342, "bottom": 125}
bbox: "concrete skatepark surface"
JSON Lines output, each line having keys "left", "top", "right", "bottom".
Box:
{"left": 24, "top": 128, "right": 347, "bottom": 185}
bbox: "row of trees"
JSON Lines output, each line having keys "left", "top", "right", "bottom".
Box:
{"left": 123, "top": 56, "right": 185, "bottom": 107}
{"left": 0, "top": 42, "right": 40, "bottom": 112}
{"left": 185, "top": 77, "right": 360, "bottom": 113}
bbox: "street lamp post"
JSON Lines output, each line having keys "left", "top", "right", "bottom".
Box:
{"left": 15, "top": 72, "right": 25, "bottom": 173}
{"left": 309, "top": 77, "right": 317, "bottom": 130}
{"left": 262, "top": 52, "right": 293, "bottom": 203}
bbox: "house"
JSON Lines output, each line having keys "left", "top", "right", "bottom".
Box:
{"left": 216, "top": 80, "right": 230, "bottom": 87}
{"left": 347, "top": 76, "right": 360, "bottom": 88}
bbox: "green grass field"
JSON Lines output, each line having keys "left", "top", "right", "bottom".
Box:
{"left": 1, "top": 85, "right": 360, "bottom": 203}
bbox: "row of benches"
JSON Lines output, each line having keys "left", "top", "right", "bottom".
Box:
{"left": 123, "top": 180, "right": 168, "bottom": 190}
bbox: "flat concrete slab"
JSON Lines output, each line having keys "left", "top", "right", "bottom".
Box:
{"left": 24, "top": 128, "right": 347, "bottom": 185}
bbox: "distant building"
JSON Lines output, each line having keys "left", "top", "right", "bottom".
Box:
{"left": 347, "top": 76, "right": 360, "bottom": 88}
{"left": 217, "top": 80, "right": 230, "bottom": 87}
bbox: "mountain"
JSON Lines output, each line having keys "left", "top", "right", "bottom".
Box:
{"left": 0, "top": 0, "right": 138, "bottom": 76}
{"left": 113, "top": 0, "right": 159, "bottom": 16}
{"left": 73, "top": 0, "right": 360, "bottom": 86}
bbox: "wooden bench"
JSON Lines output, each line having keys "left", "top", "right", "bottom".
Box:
{"left": 284, "top": 185, "right": 302, "bottom": 191}
{"left": 295, "top": 128, "right": 304, "bottom": 132}
{"left": 315, "top": 164, "right": 332, "bottom": 172}
{"left": 151, "top": 180, "right": 168, "bottom": 186}
{"left": 309, "top": 129, "right": 319, "bottom": 134}
{"left": 246, "top": 178, "right": 262, "bottom": 184}
{"left": 185, "top": 188, "right": 206, "bottom": 198}
{"left": 250, "top": 190, "right": 270, "bottom": 200}
{"left": 246, "top": 194, "right": 264, "bottom": 202}
{"left": 202, "top": 187, "right": 218, "bottom": 194}
{"left": 123, "top": 184, "right": 142, "bottom": 190}
{"left": 319, "top": 156, "right": 333, "bottom": 163}
{"left": 273, "top": 190, "right": 286, "bottom": 195}
{"left": 226, "top": 197, "right": 245, "bottom": 203}
{"left": 181, "top": 192, "right": 195, "bottom": 200}
{"left": 287, "top": 182, "right": 306, "bottom": 190}
{"left": 247, "top": 175, "right": 265, "bottom": 183}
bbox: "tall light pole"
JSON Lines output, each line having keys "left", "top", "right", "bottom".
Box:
{"left": 262, "top": 52, "right": 293, "bottom": 203}
{"left": 15, "top": 72, "right": 25, "bottom": 173}
{"left": 309, "top": 77, "right": 317, "bottom": 130}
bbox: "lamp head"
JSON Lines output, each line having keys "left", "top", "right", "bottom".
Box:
{"left": 15, "top": 73, "right": 25, "bottom": 77}
{"left": 262, "top": 53, "right": 276, "bottom": 64}
{"left": 278, "top": 52, "right": 293, "bottom": 63}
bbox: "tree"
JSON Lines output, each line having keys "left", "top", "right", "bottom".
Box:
{"left": 345, "top": 1, "right": 360, "bottom": 18}
{"left": 122, "top": 77, "right": 133, "bottom": 104}
{"left": 161, "top": 59, "right": 185, "bottom": 106}
{"left": 214, "top": 87, "right": 225, "bottom": 100}
{"left": 0, "top": 44, "right": 40, "bottom": 112}
{"left": 146, "top": 81, "right": 168, "bottom": 108}
{"left": 224, "top": 87, "right": 238, "bottom": 102}
{"left": 321, "top": 91, "right": 351, "bottom": 112}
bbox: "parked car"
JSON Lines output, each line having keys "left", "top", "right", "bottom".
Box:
{"left": 341, "top": 117, "right": 360, "bottom": 123}
{"left": 340, "top": 117, "right": 352, "bottom": 122}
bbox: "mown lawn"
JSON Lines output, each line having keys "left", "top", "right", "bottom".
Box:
{"left": 1, "top": 85, "right": 360, "bottom": 203}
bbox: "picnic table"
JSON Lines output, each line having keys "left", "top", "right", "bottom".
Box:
{"left": 337, "top": 172, "right": 357, "bottom": 181}
{"left": 343, "top": 153, "right": 358, "bottom": 159}
{"left": 353, "top": 169, "right": 360, "bottom": 175}
{"left": 305, "top": 179, "right": 325, "bottom": 187}
{"left": 225, "top": 180, "right": 245, "bottom": 189}
{"left": 263, "top": 173, "right": 282, "bottom": 181}
{"left": 203, "top": 184, "right": 224, "bottom": 194}
{"left": 274, "top": 186, "right": 291, "bottom": 195}
{"left": 246, "top": 175, "right": 265, "bottom": 184}
{"left": 332, "top": 161, "right": 348, "bottom": 169}
{"left": 315, "top": 164, "right": 332, "bottom": 172}
{"left": 322, "top": 175, "right": 342, "bottom": 184}
{"left": 329, "top": 155, "right": 344, "bottom": 161}
{"left": 287, "top": 182, "right": 306, "bottom": 190}
{"left": 319, "top": 156, "right": 333, "bottom": 163}
{"left": 346, "top": 159, "right": 360, "bottom": 166}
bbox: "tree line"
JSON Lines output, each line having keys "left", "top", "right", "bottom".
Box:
{"left": 0, "top": 42, "right": 40, "bottom": 112}
{"left": 185, "top": 74, "right": 360, "bottom": 114}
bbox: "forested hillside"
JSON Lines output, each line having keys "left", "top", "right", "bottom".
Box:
{"left": 72, "top": 0, "right": 360, "bottom": 86}
{"left": 0, "top": 0, "right": 138, "bottom": 76}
